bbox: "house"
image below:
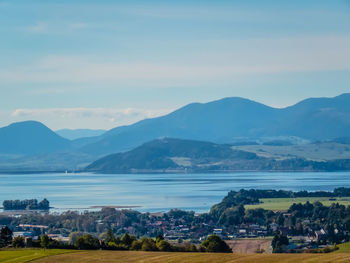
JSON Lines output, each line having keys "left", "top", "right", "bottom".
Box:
{"left": 13, "top": 231, "right": 33, "bottom": 238}
{"left": 238, "top": 229, "right": 247, "bottom": 236}
{"left": 315, "top": 229, "right": 327, "bottom": 241}
{"left": 19, "top": 224, "right": 48, "bottom": 229}
{"left": 213, "top": 228, "right": 222, "bottom": 235}
{"left": 270, "top": 223, "right": 278, "bottom": 232}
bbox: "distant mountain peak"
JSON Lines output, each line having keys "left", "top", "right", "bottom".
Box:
{"left": 6, "top": 120, "right": 48, "bottom": 128}
{"left": 0, "top": 120, "right": 70, "bottom": 155}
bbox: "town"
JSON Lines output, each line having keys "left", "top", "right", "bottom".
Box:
{"left": 2, "top": 188, "right": 350, "bottom": 253}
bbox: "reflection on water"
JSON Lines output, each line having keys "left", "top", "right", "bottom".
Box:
{"left": 1, "top": 172, "right": 350, "bottom": 213}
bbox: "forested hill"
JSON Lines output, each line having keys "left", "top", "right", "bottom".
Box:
{"left": 86, "top": 138, "right": 350, "bottom": 173}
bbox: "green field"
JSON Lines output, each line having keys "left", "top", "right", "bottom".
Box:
{"left": 0, "top": 249, "right": 77, "bottom": 263}
{"left": 232, "top": 142, "right": 350, "bottom": 161}
{"left": 336, "top": 242, "right": 350, "bottom": 253}
{"left": 245, "top": 197, "right": 350, "bottom": 211}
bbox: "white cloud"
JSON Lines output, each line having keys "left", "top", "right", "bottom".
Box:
{"left": 1, "top": 35, "right": 350, "bottom": 88}
{"left": 9, "top": 107, "right": 173, "bottom": 130}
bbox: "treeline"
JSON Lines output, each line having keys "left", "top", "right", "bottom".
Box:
{"left": 243, "top": 187, "right": 350, "bottom": 199}
{"left": 210, "top": 188, "right": 350, "bottom": 223}
{"left": 211, "top": 187, "right": 350, "bottom": 215}
{"left": 1, "top": 225, "right": 231, "bottom": 253}
{"left": 2, "top": 198, "right": 49, "bottom": 210}
{"left": 99, "top": 230, "right": 230, "bottom": 253}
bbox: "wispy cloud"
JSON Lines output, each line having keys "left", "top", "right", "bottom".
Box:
{"left": 1, "top": 35, "right": 349, "bottom": 88}
{"left": 10, "top": 107, "right": 173, "bottom": 130}
{"left": 25, "top": 22, "right": 49, "bottom": 33}
{"left": 22, "top": 21, "right": 91, "bottom": 34}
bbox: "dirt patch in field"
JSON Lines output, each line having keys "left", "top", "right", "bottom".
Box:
{"left": 226, "top": 239, "right": 271, "bottom": 253}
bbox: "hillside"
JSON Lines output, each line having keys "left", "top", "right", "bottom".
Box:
{"left": 0, "top": 121, "right": 71, "bottom": 155}
{"left": 86, "top": 138, "right": 258, "bottom": 172}
{"left": 86, "top": 138, "right": 350, "bottom": 173}
{"left": 232, "top": 141, "right": 350, "bottom": 161}
{"left": 81, "top": 93, "right": 350, "bottom": 155}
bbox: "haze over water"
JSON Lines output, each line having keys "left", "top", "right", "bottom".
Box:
{"left": 1, "top": 172, "right": 350, "bottom": 213}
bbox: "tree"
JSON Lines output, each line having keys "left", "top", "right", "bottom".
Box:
{"left": 68, "top": 232, "right": 83, "bottom": 245}
{"left": 155, "top": 234, "right": 164, "bottom": 243}
{"left": 40, "top": 234, "right": 50, "bottom": 249}
{"left": 200, "top": 235, "right": 231, "bottom": 253}
{"left": 38, "top": 198, "right": 50, "bottom": 210}
{"left": 276, "top": 213, "right": 285, "bottom": 226}
{"left": 105, "top": 228, "right": 116, "bottom": 243}
{"left": 74, "top": 234, "right": 100, "bottom": 250}
{"left": 271, "top": 233, "right": 289, "bottom": 253}
{"left": 140, "top": 238, "right": 157, "bottom": 251}
{"left": 0, "top": 227, "right": 13, "bottom": 248}
{"left": 12, "top": 236, "right": 25, "bottom": 248}
{"left": 131, "top": 240, "right": 142, "bottom": 250}
{"left": 121, "top": 233, "right": 136, "bottom": 248}
{"left": 156, "top": 240, "right": 172, "bottom": 251}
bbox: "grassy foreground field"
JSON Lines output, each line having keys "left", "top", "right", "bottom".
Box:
{"left": 0, "top": 249, "right": 77, "bottom": 263}
{"left": 31, "top": 250, "right": 350, "bottom": 263}
{"left": 245, "top": 197, "right": 350, "bottom": 211}
{"left": 336, "top": 242, "right": 350, "bottom": 253}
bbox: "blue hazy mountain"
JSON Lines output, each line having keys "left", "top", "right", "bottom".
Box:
{"left": 0, "top": 121, "right": 71, "bottom": 155}
{"left": 56, "top": 129, "right": 106, "bottom": 140}
{"left": 2, "top": 93, "right": 350, "bottom": 159}
{"left": 86, "top": 137, "right": 350, "bottom": 173}
{"left": 81, "top": 93, "right": 350, "bottom": 155}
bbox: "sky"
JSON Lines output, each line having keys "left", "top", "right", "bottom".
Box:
{"left": 1, "top": 0, "right": 350, "bottom": 130}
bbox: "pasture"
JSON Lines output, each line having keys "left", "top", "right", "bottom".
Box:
{"left": 0, "top": 249, "right": 76, "bottom": 263}
{"left": 245, "top": 197, "right": 350, "bottom": 211}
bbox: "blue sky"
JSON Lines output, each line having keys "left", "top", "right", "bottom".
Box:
{"left": 1, "top": 0, "right": 350, "bottom": 129}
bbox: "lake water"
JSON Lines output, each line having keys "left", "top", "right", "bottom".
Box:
{"left": 1, "top": 172, "right": 350, "bottom": 213}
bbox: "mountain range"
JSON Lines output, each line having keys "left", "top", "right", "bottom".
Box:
{"left": 1, "top": 93, "right": 350, "bottom": 172}
{"left": 80, "top": 93, "right": 350, "bottom": 155}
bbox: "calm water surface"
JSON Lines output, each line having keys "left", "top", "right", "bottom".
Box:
{"left": 1, "top": 172, "right": 350, "bottom": 213}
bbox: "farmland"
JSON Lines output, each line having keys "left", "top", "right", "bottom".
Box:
{"left": 336, "top": 242, "right": 350, "bottom": 253}
{"left": 0, "top": 249, "right": 77, "bottom": 263}
{"left": 226, "top": 238, "right": 272, "bottom": 253}
{"left": 32, "top": 250, "right": 350, "bottom": 263}
{"left": 2, "top": 248, "right": 350, "bottom": 263}
{"left": 232, "top": 142, "right": 350, "bottom": 162}
{"left": 245, "top": 197, "right": 350, "bottom": 211}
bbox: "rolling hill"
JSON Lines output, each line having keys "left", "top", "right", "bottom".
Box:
{"left": 86, "top": 138, "right": 350, "bottom": 173}
{"left": 86, "top": 138, "right": 259, "bottom": 172}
